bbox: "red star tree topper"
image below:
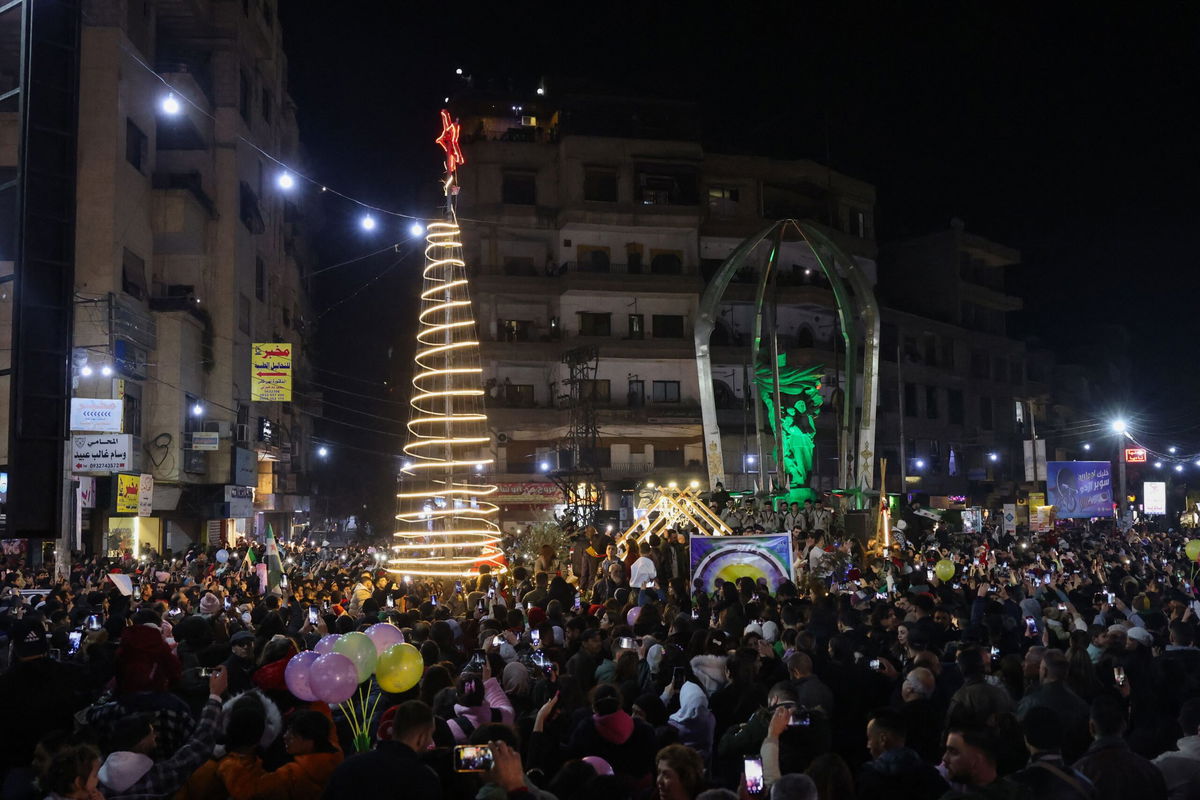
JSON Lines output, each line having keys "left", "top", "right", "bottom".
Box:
{"left": 435, "top": 109, "right": 464, "bottom": 175}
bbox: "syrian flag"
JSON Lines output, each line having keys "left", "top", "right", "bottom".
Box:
{"left": 264, "top": 525, "right": 284, "bottom": 593}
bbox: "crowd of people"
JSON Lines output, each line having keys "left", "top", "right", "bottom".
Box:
{"left": 3, "top": 510, "right": 1200, "bottom": 800}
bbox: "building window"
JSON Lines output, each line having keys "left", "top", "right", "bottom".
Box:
{"left": 649, "top": 250, "right": 683, "bottom": 275}
{"left": 979, "top": 396, "right": 994, "bottom": 430}
{"left": 948, "top": 389, "right": 964, "bottom": 425}
{"left": 654, "top": 448, "right": 685, "bottom": 467}
{"left": 577, "top": 245, "right": 611, "bottom": 273}
{"left": 925, "top": 386, "right": 939, "bottom": 419}
{"left": 880, "top": 323, "right": 898, "bottom": 361}
{"left": 261, "top": 88, "right": 272, "bottom": 122}
{"left": 1009, "top": 360, "right": 1023, "bottom": 385}
{"left": 501, "top": 172, "right": 536, "bottom": 205}
{"left": 627, "top": 379, "right": 645, "bottom": 407}
{"left": 707, "top": 186, "right": 739, "bottom": 216}
{"left": 580, "top": 379, "right": 610, "bottom": 403}
{"left": 881, "top": 387, "right": 898, "bottom": 413}
{"left": 940, "top": 335, "right": 955, "bottom": 369}
{"left": 125, "top": 119, "right": 147, "bottom": 172}
{"left": 239, "top": 182, "right": 265, "bottom": 233}
{"left": 637, "top": 168, "right": 698, "bottom": 205}
{"left": 846, "top": 208, "right": 867, "bottom": 237}
{"left": 121, "top": 248, "right": 147, "bottom": 300}
{"left": 500, "top": 383, "right": 535, "bottom": 407}
{"left": 255, "top": 256, "right": 265, "bottom": 301}
{"left": 502, "top": 256, "right": 535, "bottom": 276}
{"left": 903, "top": 383, "right": 918, "bottom": 418}
{"left": 652, "top": 380, "right": 681, "bottom": 403}
{"left": 578, "top": 312, "right": 611, "bottom": 337}
{"left": 498, "top": 319, "right": 534, "bottom": 342}
{"left": 922, "top": 333, "right": 937, "bottom": 365}
{"left": 239, "top": 69, "right": 252, "bottom": 122}
{"left": 239, "top": 293, "right": 251, "bottom": 334}
{"left": 583, "top": 168, "right": 617, "bottom": 202}
{"left": 123, "top": 388, "right": 142, "bottom": 440}
{"left": 628, "top": 314, "right": 644, "bottom": 340}
{"left": 992, "top": 356, "right": 1006, "bottom": 382}
{"left": 970, "top": 349, "right": 989, "bottom": 379}
{"left": 652, "top": 314, "right": 685, "bottom": 338}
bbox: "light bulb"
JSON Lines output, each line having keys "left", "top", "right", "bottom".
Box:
{"left": 455, "top": 68, "right": 463, "bottom": 75}
{"left": 1082, "top": 443, "right": 1091, "bottom": 451}
{"left": 100, "top": 364, "right": 113, "bottom": 377}
{"left": 317, "top": 446, "right": 328, "bottom": 458}
{"left": 539, "top": 461, "right": 549, "bottom": 472}
{"left": 1170, "top": 446, "right": 1178, "bottom": 454}
{"left": 1111, "top": 419, "right": 1127, "bottom": 433}
{"left": 79, "top": 365, "right": 92, "bottom": 376}
{"left": 191, "top": 403, "right": 203, "bottom": 416}
{"left": 360, "top": 214, "right": 377, "bottom": 231}
{"left": 277, "top": 171, "right": 295, "bottom": 190}
{"left": 409, "top": 221, "right": 425, "bottom": 237}
{"left": 160, "top": 93, "right": 181, "bottom": 115}
{"left": 536, "top": 87, "right": 545, "bottom": 96}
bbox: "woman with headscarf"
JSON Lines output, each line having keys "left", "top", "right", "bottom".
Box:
{"left": 501, "top": 661, "right": 533, "bottom": 716}
{"left": 667, "top": 681, "right": 716, "bottom": 765}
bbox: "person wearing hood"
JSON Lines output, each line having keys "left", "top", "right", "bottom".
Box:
{"left": 855, "top": 708, "right": 948, "bottom": 800}
{"left": 1153, "top": 698, "right": 1200, "bottom": 800}
{"left": 220, "top": 710, "right": 343, "bottom": 800}
{"left": 667, "top": 681, "right": 716, "bottom": 764}
{"left": 97, "top": 666, "right": 226, "bottom": 799}
{"left": 445, "top": 660, "right": 514, "bottom": 743}
{"left": 565, "top": 684, "right": 657, "bottom": 789}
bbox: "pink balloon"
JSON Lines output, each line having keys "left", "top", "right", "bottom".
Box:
{"left": 309, "top": 652, "right": 359, "bottom": 704}
{"left": 365, "top": 622, "right": 405, "bottom": 656}
{"left": 314, "top": 634, "right": 341, "bottom": 655}
{"left": 627, "top": 606, "right": 641, "bottom": 626}
{"left": 284, "top": 651, "right": 320, "bottom": 702}
{"left": 582, "top": 756, "right": 613, "bottom": 776}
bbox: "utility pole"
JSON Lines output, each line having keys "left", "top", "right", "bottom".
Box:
{"left": 897, "top": 342, "right": 906, "bottom": 496}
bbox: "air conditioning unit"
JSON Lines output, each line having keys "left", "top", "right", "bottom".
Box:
{"left": 235, "top": 423, "right": 250, "bottom": 444}
{"left": 495, "top": 432, "right": 510, "bottom": 444}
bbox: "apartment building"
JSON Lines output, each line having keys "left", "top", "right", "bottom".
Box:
{"left": 53, "top": 0, "right": 315, "bottom": 555}
{"left": 453, "top": 93, "right": 876, "bottom": 529}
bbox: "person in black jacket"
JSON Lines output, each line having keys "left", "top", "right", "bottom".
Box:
{"left": 322, "top": 700, "right": 441, "bottom": 800}
{"left": 856, "top": 708, "right": 948, "bottom": 800}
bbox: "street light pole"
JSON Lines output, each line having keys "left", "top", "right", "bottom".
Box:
{"left": 1112, "top": 419, "right": 1128, "bottom": 520}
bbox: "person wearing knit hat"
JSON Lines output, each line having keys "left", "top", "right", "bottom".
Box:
{"left": 198, "top": 592, "right": 222, "bottom": 616}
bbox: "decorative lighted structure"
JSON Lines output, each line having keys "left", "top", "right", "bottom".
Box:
{"left": 620, "top": 485, "right": 732, "bottom": 547}
{"left": 389, "top": 111, "right": 505, "bottom": 578}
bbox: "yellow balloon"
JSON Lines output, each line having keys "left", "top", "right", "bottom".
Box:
{"left": 935, "top": 559, "right": 956, "bottom": 582}
{"left": 375, "top": 642, "right": 423, "bottom": 694}
{"left": 1186, "top": 539, "right": 1200, "bottom": 563}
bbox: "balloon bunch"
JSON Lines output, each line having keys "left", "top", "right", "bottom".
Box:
{"left": 1186, "top": 539, "right": 1200, "bottom": 595}
{"left": 282, "top": 622, "right": 425, "bottom": 752}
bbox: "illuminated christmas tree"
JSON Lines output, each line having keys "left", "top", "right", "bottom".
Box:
{"left": 389, "top": 110, "right": 505, "bottom": 578}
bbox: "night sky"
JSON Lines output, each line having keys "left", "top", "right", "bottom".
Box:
{"left": 279, "top": 3, "right": 1200, "bottom": 524}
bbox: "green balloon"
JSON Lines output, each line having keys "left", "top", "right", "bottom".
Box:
{"left": 376, "top": 642, "right": 423, "bottom": 694}
{"left": 1186, "top": 539, "right": 1200, "bottom": 563}
{"left": 935, "top": 559, "right": 956, "bottom": 582}
{"left": 333, "top": 631, "right": 377, "bottom": 683}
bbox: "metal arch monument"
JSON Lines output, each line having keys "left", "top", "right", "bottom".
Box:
{"left": 695, "top": 220, "right": 881, "bottom": 504}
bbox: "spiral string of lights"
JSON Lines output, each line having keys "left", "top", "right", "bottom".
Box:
{"left": 389, "top": 218, "right": 505, "bottom": 577}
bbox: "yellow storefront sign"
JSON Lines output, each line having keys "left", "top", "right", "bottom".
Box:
{"left": 251, "top": 342, "right": 292, "bottom": 402}
{"left": 116, "top": 473, "right": 140, "bottom": 515}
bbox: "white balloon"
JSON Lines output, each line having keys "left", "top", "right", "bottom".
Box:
{"left": 215, "top": 549, "right": 229, "bottom": 563}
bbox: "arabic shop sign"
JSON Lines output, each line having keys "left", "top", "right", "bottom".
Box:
{"left": 72, "top": 434, "right": 132, "bottom": 473}
{"left": 251, "top": 342, "right": 292, "bottom": 402}
{"left": 115, "top": 474, "right": 139, "bottom": 515}
{"left": 69, "top": 398, "right": 123, "bottom": 432}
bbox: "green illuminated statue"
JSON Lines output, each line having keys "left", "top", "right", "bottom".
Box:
{"left": 754, "top": 354, "right": 824, "bottom": 502}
